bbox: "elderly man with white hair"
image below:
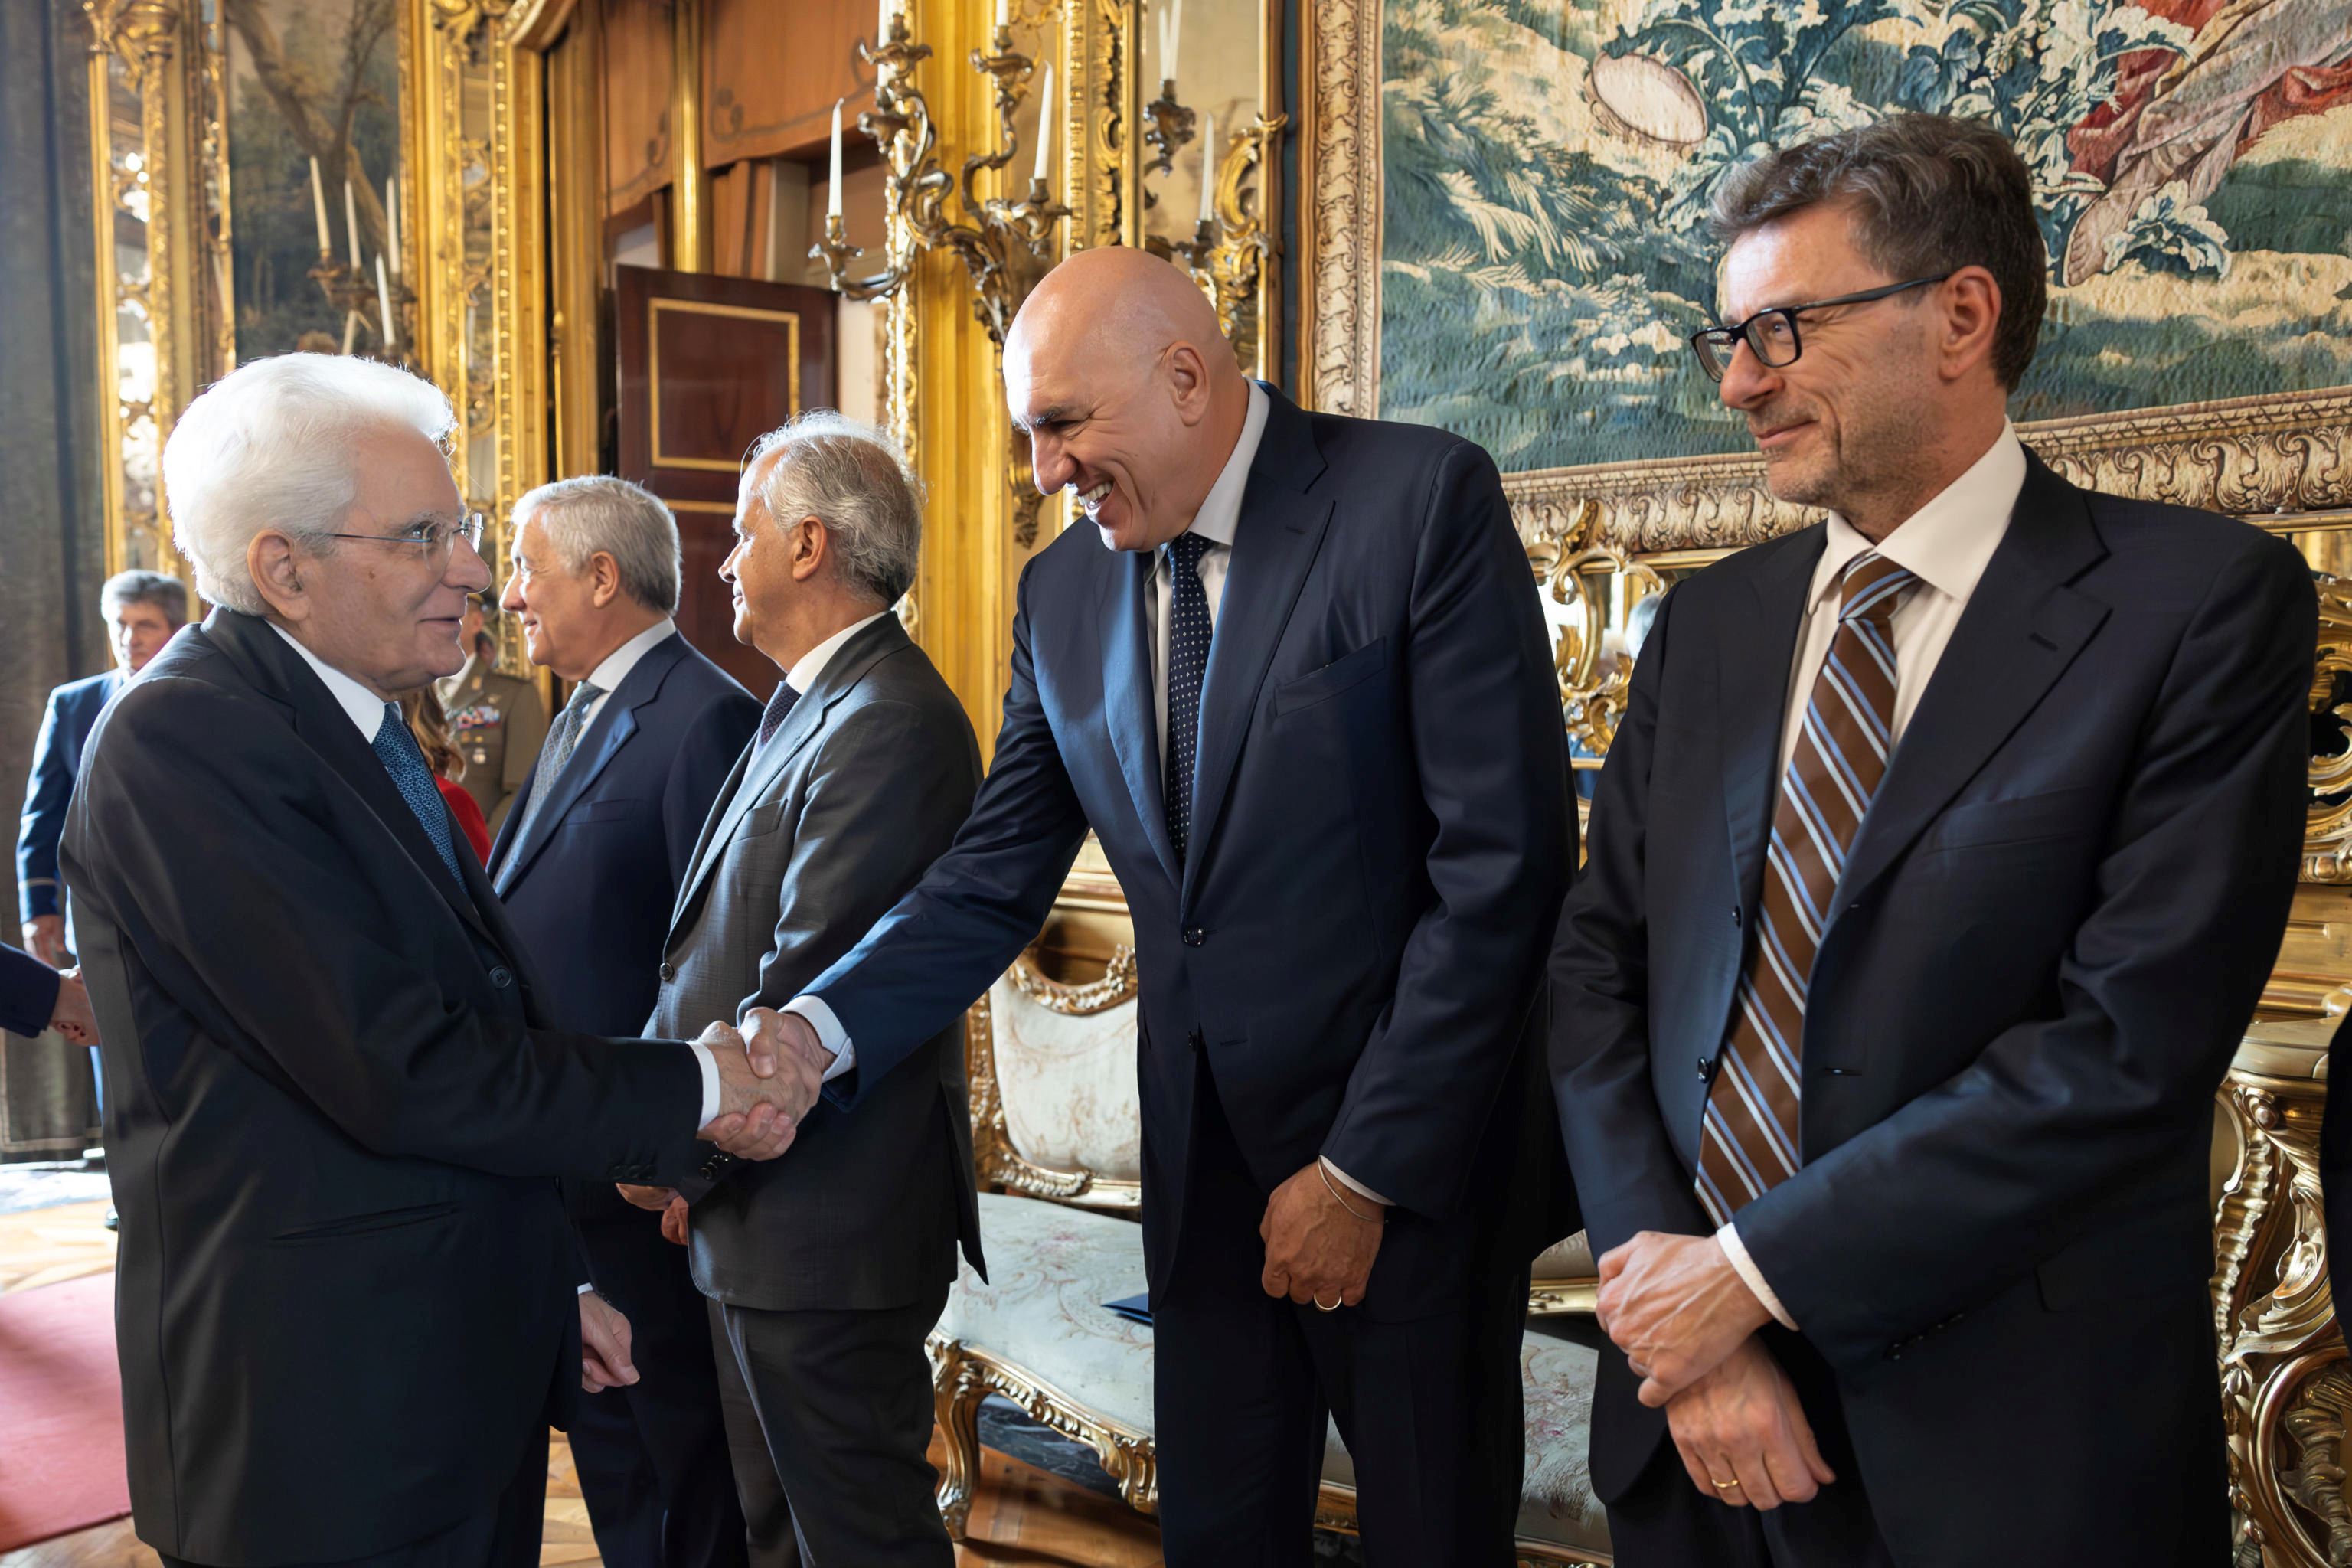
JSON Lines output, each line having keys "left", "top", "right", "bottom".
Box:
{"left": 488, "top": 474, "right": 760, "bottom": 1568}
{"left": 59, "top": 353, "right": 811, "bottom": 1568}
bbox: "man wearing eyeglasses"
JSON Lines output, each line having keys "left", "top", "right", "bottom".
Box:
{"left": 59, "top": 353, "right": 805, "bottom": 1568}
{"left": 1550, "top": 113, "right": 2312, "bottom": 1565}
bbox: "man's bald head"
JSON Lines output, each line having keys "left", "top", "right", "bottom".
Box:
{"left": 1005, "top": 249, "right": 1252, "bottom": 553}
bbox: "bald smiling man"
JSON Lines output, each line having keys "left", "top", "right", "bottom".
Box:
{"left": 739, "top": 249, "right": 1576, "bottom": 1563}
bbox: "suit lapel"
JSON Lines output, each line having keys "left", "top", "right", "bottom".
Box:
{"left": 493, "top": 635, "right": 686, "bottom": 895}
{"left": 671, "top": 616, "right": 908, "bottom": 924}
{"left": 1830, "top": 456, "right": 2110, "bottom": 920}
{"left": 206, "top": 611, "right": 501, "bottom": 950}
{"left": 1100, "top": 550, "right": 1181, "bottom": 890}
{"left": 1182, "top": 390, "right": 1333, "bottom": 903}
{"left": 1722, "top": 531, "right": 1828, "bottom": 922}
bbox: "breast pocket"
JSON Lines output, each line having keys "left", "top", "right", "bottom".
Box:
{"left": 1272, "top": 638, "right": 1389, "bottom": 717}
{"left": 1917, "top": 786, "right": 2102, "bottom": 854}
{"left": 564, "top": 797, "right": 646, "bottom": 829}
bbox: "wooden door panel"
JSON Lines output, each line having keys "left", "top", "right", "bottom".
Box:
{"left": 616, "top": 264, "right": 837, "bottom": 694}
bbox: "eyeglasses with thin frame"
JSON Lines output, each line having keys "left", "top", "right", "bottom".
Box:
{"left": 1687, "top": 274, "right": 1953, "bottom": 384}
{"left": 315, "top": 511, "right": 488, "bottom": 561}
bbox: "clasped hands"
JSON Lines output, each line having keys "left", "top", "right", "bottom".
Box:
{"left": 691, "top": 1007, "right": 834, "bottom": 1161}
{"left": 1596, "top": 1231, "right": 1835, "bottom": 1511}
{"left": 626, "top": 1010, "right": 832, "bottom": 1240}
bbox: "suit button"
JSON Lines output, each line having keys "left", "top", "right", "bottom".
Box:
{"left": 660, "top": 961, "right": 677, "bottom": 982}
{"left": 1183, "top": 926, "right": 1205, "bottom": 947}
{"left": 1731, "top": 907, "right": 1740, "bottom": 927}
{"left": 1697, "top": 1056, "right": 1711, "bottom": 1080}
{"left": 488, "top": 966, "right": 512, "bottom": 988}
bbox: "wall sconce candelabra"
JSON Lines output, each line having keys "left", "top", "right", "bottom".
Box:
{"left": 1155, "top": 109, "right": 1286, "bottom": 348}
{"left": 1142, "top": 79, "right": 1195, "bottom": 191}
{"left": 813, "top": 9, "right": 1068, "bottom": 351}
{"left": 814, "top": 5, "right": 1070, "bottom": 544}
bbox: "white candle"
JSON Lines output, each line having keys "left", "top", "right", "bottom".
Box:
{"left": 308, "top": 156, "right": 331, "bottom": 253}
{"left": 1033, "top": 64, "right": 1054, "bottom": 185}
{"left": 877, "top": 0, "right": 890, "bottom": 44}
{"left": 343, "top": 180, "right": 361, "bottom": 269}
{"left": 1167, "top": 0, "right": 1181, "bottom": 82}
{"left": 375, "top": 253, "right": 394, "bottom": 348}
{"left": 995, "top": 0, "right": 1008, "bottom": 31}
{"left": 828, "top": 100, "right": 844, "bottom": 219}
{"left": 1199, "top": 111, "right": 1216, "bottom": 224}
{"left": 341, "top": 311, "right": 358, "bottom": 356}
{"left": 386, "top": 172, "right": 401, "bottom": 276}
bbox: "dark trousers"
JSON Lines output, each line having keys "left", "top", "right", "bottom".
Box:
{"left": 566, "top": 1192, "right": 748, "bottom": 1568}
{"left": 709, "top": 1278, "right": 954, "bottom": 1568}
{"left": 1151, "top": 1085, "right": 1530, "bottom": 1567}
{"left": 159, "top": 1426, "right": 547, "bottom": 1568}
{"left": 1602, "top": 1330, "right": 1894, "bottom": 1568}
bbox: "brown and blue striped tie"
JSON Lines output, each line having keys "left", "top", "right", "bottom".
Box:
{"left": 1697, "top": 550, "right": 1918, "bottom": 1224}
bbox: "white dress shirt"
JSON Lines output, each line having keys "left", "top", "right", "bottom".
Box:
{"left": 1719, "top": 423, "right": 2027, "bottom": 1329}
{"left": 266, "top": 619, "right": 725, "bottom": 1136}
{"left": 573, "top": 617, "right": 678, "bottom": 731}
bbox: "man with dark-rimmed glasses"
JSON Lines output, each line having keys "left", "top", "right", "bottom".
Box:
{"left": 1550, "top": 112, "right": 2312, "bottom": 1566}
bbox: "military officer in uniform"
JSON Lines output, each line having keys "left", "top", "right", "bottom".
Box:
{"left": 436, "top": 593, "right": 550, "bottom": 837}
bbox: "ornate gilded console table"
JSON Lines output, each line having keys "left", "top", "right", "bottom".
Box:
{"left": 2223, "top": 1016, "right": 2347, "bottom": 1566}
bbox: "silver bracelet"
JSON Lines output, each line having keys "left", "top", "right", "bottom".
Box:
{"left": 1317, "top": 1161, "right": 1381, "bottom": 1224}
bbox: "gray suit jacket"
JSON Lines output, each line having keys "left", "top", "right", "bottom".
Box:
{"left": 652, "top": 614, "right": 986, "bottom": 1311}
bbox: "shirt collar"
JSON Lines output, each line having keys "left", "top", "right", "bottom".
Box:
{"left": 787, "top": 609, "right": 892, "bottom": 697}
{"left": 266, "top": 621, "right": 390, "bottom": 740}
{"left": 1809, "top": 423, "right": 2027, "bottom": 612}
{"left": 581, "top": 617, "right": 677, "bottom": 697}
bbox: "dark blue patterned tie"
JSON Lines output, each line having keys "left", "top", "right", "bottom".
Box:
{"left": 371, "top": 704, "right": 466, "bottom": 885}
{"left": 757, "top": 681, "right": 802, "bottom": 750}
{"left": 1163, "top": 531, "right": 1214, "bottom": 864}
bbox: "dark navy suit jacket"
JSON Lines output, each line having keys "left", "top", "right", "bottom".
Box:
{"left": 17, "top": 671, "right": 119, "bottom": 939}
{"left": 799, "top": 385, "right": 1575, "bottom": 1315}
{"left": 1550, "top": 455, "right": 2312, "bottom": 1563}
{"left": 489, "top": 629, "right": 760, "bottom": 1042}
{"left": 0, "top": 943, "right": 60, "bottom": 1037}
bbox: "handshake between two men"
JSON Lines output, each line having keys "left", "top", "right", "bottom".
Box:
{"left": 622, "top": 1007, "right": 831, "bottom": 1241}
{"left": 577, "top": 1008, "right": 832, "bottom": 1396}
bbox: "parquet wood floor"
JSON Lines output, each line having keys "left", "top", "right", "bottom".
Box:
{"left": 0, "top": 1214, "right": 1165, "bottom": 1568}
{"left": 1, "top": 1437, "right": 1163, "bottom": 1568}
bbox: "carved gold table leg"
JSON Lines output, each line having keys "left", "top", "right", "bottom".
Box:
{"left": 2221, "top": 1023, "right": 2346, "bottom": 1566}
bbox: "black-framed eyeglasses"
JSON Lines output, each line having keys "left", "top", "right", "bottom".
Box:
{"left": 317, "top": 511, "right": 488, "bottom": 560}
{"left": 1687, "top": 274, "right": 1952, "bottom": 383}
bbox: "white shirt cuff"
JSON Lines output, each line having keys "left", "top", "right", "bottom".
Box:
{"left": 1320, "top": 1157, "right": 1390, "bottom": 1207}
{"left": 688, "top": 1041, "right": 722, "bottom": 1129}
{"left": 786, "top": 995, "right": 857, "bottom": 1082}
{"left": 577, "top": 1282, "right": 596, "bottom": 1295}
{"left": 1716, "top": 1220, "right": 1797, "bottom": 1331}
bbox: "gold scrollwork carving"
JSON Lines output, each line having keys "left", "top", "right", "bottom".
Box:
{"left": 1546, "top": 498, "right": 1664, "bottom": 760}
{"left": 928, "top": 1331, "right": 1159, "bottom": 1533}
{"left": 2307, "top": 577, "right": 2352, "bottom": 884}
{"left": 2217, "top": 1033, "right": 2347, "bottom": 1568}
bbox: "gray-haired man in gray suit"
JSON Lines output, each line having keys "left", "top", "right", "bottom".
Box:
{"left": 619, "top": 412, "right": 985, "bottom": 1567}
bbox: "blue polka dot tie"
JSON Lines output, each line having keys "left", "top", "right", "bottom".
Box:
{"left": 371, "top": 704, "right": 466, "bottom": 886}
{"left": 1164, "top": 531, "right": 1214, "bottom": 865}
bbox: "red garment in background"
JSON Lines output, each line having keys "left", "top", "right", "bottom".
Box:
{"left": 436, "top": 776, "right": 492, "bottom": 865}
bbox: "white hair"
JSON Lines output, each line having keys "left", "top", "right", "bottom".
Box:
{"left": 747, "top": 411, "right": 924, "bottom": 606}
{"left": 511, "top": 475, "right": 682, "bottom": 614}
{"left": 163, "top": 354, "right": 457, "bottom": 616}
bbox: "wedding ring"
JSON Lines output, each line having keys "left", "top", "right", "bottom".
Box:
{"left": 1313, "top": 1294, "right": 1341, "bottom": 1312}
{"left": 1711, "top": 1476, "right": 1742, "bottom": 1490}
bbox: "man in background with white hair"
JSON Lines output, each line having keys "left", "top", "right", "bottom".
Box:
{"left": 60, "top": 353, "right": 809, "bottom": 1568}
{"left": 492, "top": 475, "right": 760, "bottom": 1568}
{"left": 620, "top": 411, "right": 984, "bottom": 1566}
